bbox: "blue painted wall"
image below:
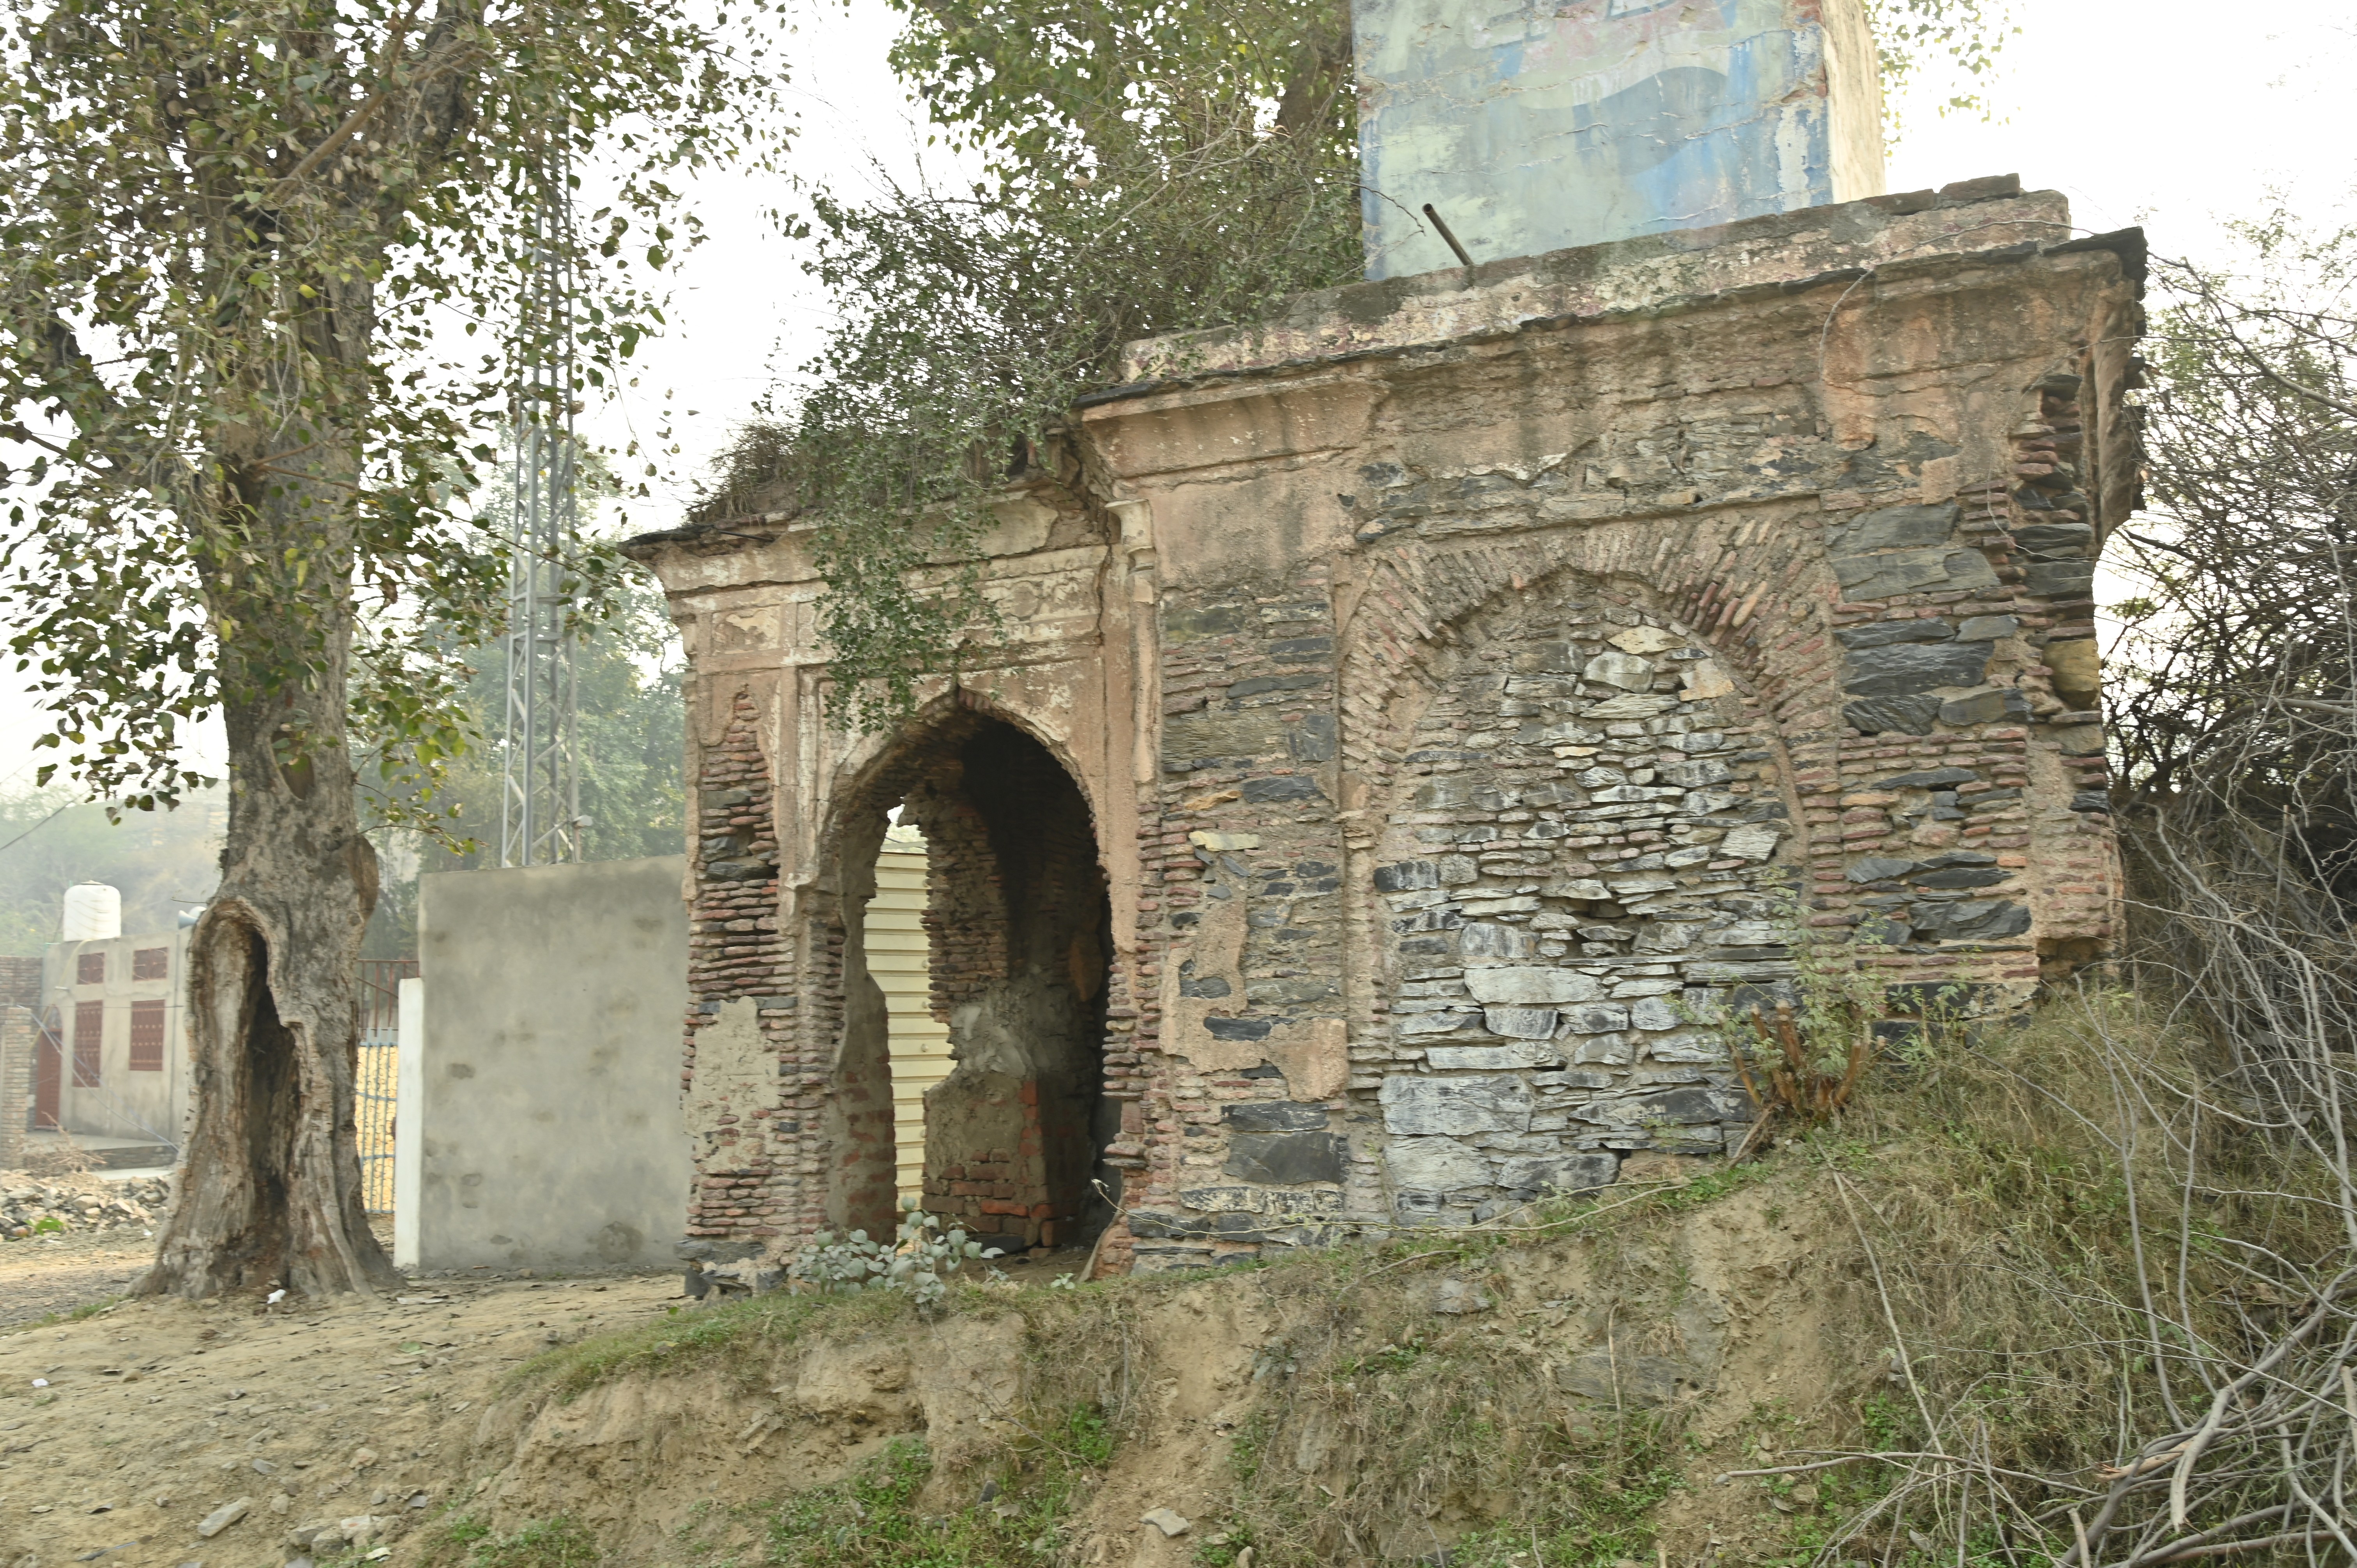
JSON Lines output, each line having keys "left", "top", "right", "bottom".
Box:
{"left": 1356, "top": 0, "right": 1885, "bottom": 279}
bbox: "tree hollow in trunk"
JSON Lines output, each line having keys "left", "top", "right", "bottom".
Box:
{"left": 140, "top": 697, "right": 398, "bottom": 1298}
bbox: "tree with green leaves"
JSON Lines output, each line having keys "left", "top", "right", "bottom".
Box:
{"left": 707, "top": 0, "right": 2014, "bottom": 733}
{"left": 0, "top": 0, "right": 782, "bottom": 1296}
{"left": 0, "top": 785, "right": 226, "bottom": 954}
{"left": 357, "top": 580, "right": 687, "bottom": 958}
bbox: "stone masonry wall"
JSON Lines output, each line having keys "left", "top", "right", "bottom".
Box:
{"left": 634, "top": 181, "right": 2141, "bottom": 1274}
{"left": 1090, "top": 186, "right": 2141, "bottom": 1270}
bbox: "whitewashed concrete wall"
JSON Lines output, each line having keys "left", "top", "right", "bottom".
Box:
{"left": 406, "top": 857, "right": 691, "bottom": 1272}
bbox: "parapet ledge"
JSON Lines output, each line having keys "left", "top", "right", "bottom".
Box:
{"left": 1099, "top": 176, "right": 2101, "bottom": 394}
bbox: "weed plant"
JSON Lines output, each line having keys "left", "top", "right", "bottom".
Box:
{"left": 433, "top": 1513, "right": 601, "bottom": 1568}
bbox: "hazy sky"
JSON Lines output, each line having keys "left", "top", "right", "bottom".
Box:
{"left": 1, "top": 0, "right": 2351, "bottom": 789}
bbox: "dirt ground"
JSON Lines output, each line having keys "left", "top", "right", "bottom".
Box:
{"left": 0, "top": 1180, "right": 1859, "bottom": 1568}
{"left": 0, "top": 1231, "right": 157, "bottom": 1336}
{"left": 0, "top": 1234, "right": 684, "bottom": 1568}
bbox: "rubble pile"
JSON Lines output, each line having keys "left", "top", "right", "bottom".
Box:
{"left": 0, "top": 1171, "right": 171, "bottom": 1239}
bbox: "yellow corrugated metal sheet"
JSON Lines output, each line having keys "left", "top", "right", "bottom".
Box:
{"left": 868, "top": 832, "right": 954, "bottom": 1199}
{"left": 356, "top": 1042, "right": 396, "bottom": 1213}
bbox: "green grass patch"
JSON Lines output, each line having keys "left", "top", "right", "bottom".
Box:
{"left": 435, "top": 1513, "right": 600, "bottom": 1568}
{"left": 511, "top": 1282, "right": 914, "bottom": 1402}
{"left": 5, "top": 1294, "right": 126, "bottom": 1336}
{"left": 668, "top": 1408, "right": 1115, "bottom": 1568}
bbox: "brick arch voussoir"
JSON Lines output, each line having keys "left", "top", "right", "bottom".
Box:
{"left": 815, "top": 686, "right": 1106, "bottom": 867}
{"left": 1339, "top": 523, "right": 1827, "bottom": 784}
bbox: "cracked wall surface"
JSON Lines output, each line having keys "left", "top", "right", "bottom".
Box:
{"left": 626, "top": 178, "right": 2140, "bottom": 1272}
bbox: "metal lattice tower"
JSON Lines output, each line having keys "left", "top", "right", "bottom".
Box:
{"left": 500, "top": 149, "right": 585, "bottom": 868}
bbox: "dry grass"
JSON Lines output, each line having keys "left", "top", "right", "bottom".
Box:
{"left": 1724, "top": 989, "right": 2357, "bottom": 1564}
{"left": 481, "top": 991, "right": 2350, "bottom": 1567}
{"left": 19, "top": 1128, "right": 98, "bottom": 1179}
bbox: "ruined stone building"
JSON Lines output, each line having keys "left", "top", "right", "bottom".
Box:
{"left": 625, "top": 0, "right": 2139, "bottom": 1274}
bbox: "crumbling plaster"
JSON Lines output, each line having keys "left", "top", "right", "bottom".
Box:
{"left": 625, "top": 178, "right": 2141, "bottom": 1270}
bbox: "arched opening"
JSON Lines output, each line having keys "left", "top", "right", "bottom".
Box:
{"left": 832, "top": 710, "right": 1116, "bottom": 1255}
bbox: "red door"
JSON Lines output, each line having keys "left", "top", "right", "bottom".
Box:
{"left": 32, "top": 1021, "right": 61, "bottom": 1129}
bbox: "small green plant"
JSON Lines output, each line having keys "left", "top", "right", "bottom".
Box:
{"left": 751, "top": 1426, "right": 1110, "bottom": 1568}
{"left": 1721, "top": 890, "right": 1914, "bottom": 1140}
{"left": 434, "top": 1511, "right": 491, "bottom": 1549}
{"left": 1058, "top": 1403, "right": 1115, "bottom": 1467}
{"left": 30, "top": 1217, "right": 63, "bottom": 1235}
{"left": 445, "top": 1514, "right": 597, "bottom": 1568}
{"left": 1731, "top": 998, "right": 1875, "bottom": 1125}
{"left": 788, "top": 1201, "right": 1003, "bottom": 1310}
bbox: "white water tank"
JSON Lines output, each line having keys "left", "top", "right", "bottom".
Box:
{"left": 60, "top": 883, "right": 122, "bottom": 943}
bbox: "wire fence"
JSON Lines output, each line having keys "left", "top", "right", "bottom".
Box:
{"left": 356, "top": 960, "right": 415, "bottom": 1215}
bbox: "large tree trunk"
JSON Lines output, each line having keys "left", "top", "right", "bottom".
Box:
{"left": 141, "top": 418, "right": 398, "bottom": 1299}
{"left": 143, "top": 638, "right": 396, "bottom": 1296}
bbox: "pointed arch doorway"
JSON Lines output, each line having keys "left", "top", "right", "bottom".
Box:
{"left": 829, "top": 709, "right": 1117, "bottom": 1254}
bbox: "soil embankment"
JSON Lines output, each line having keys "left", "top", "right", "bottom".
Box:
{"left": 0, "top": 1166, "right": 1878, "bottom": 1568}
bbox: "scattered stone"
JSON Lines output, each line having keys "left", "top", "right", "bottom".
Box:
{"left": 196, "top": 1497, "right": 251, "bottom": 1538}
{"left": 0, "top": 1172, "right": 170, "bottom": 1240}
{"left": 1431, "top": 1278, "right": 1493, "bottom": 1315}
{"left": 1139, "top": 1508, "right": 1192, "bottom": 1538}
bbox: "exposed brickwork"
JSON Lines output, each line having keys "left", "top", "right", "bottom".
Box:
{"left": 680, "top": 691, "right": 801, "bottom": 1246}
{"left": 0, "top": 957, "right": 41, "bottom": 1013}
{"left": 631, "top": 183, "right": 2143, "bottom": 1273}
{"left": 0, "top": 1007, "right": 32, "bottom": 1167}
